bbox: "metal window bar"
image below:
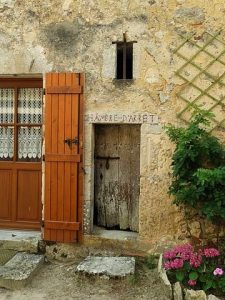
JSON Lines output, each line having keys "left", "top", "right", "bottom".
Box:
{"left": 112, "top": 33, "right": 137, "bottom": 79}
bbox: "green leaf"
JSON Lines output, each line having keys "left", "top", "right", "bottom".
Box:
{"left": 199, "top": 274, "right": 207, "bottom": 283}
{"left": 176, "top": 270, "right": 185, "bottom": 282}
{"left": 197, "top": 265, "right": 204, "bottom": 273}
{"left": 203, "top": 281, "right": 213, "bottom": 291}
{"left": 189, "top": 271, "right": 199, "bottom": 280}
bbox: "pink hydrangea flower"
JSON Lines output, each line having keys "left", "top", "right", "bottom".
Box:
{"left": 163, "top": 258, "right": 184, "bottom": 270}
{"left": 174, "top": 243, "right": 193, "bottom": 254}
{"left": 188, "top": 279, "right": 197, "bottom": 286}
{"left": 163, "top": 244, "right": 193, "bottom": 260}
{"left": 170, "top": 258, "right": 184, "bottom": 269}
{"left": 190, "top": 252, "right": 202, "bottom": 268}
{"left": 204, "top": 248, "right": 220, "bottom": 258}
{"left": 181, "top": 251, "right": 192, "bottom": 261}
{"left": 163, "top": 250, "right": 177, "bottom": 260}
{"left": 213, "top": 268, "right": 224, "bottom": 276}
{"left": 164, "top": 261, "right": 172, "bottom": 270}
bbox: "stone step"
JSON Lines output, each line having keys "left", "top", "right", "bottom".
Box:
{"left": 0, "top": 252, "right": 44, "bottom": 290}
{"left": 0, "top": 230, "right": 41, "bottom": 253}
{"left": 77, "top": 256, "right": 135, "bottom": 278}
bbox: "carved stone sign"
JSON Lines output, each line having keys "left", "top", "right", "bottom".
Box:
{"left": 85, "top": 113, "right": 159, "bottom": 124}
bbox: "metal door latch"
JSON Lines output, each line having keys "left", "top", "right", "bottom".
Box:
{"left": 94, "top": 156, "right": 120, "bottom": 169}
{"left": 64, "top": 138, "right": 79, "bottom": 148}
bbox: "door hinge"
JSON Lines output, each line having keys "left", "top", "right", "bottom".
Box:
{"left": 41, "top": 220, "right": 44, "bottom": 227}
{"left": 43, "top": 88, "right": 46, "bottom": 95}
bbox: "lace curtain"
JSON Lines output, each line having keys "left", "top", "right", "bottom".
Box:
{"left": 18, "top": 88, "right": 42, "bottom": 160}
{"left": 18, "top": 127, "right": 42, "bottom": 160}
{"left": 0, "top": 89, "right": 14, "bottom": 160}
{"left": 0, "top": 88, "right": 14, "bottom": 123}
{"left": 18, "top": 88, "right": 42, "bottom": 124}
{"left": 0, "top": 127, "right": 14, "bottom": 159}
{"left": 0, "top": 87, "right": 43, "bottom": 161}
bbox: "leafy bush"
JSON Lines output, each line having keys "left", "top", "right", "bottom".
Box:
{"left": 166, "top": 110, "right": 225, "bottom": 222}
{"left": 163, "top": 243, "right": 225, "bottom": 293}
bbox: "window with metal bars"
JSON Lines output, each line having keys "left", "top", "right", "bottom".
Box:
{"left": 113, "top": 33, "right": 137, "bottom": 80}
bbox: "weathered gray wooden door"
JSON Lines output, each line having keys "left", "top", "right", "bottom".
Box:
{"left": 94, "top": 125, "right": 140, "bottom": 232}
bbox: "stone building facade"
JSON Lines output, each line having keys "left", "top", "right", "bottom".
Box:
{"left": 0, "top": 0, "right": 225, "bottom": 250}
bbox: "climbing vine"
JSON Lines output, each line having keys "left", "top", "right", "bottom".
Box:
{"left": 166, "top": 110, "right": 225, "bottom": 223}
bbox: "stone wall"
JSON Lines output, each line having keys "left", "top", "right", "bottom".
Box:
{"left": 1, "top": 0, "right": 225, "bottom": 250}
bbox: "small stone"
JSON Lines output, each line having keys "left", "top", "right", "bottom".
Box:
{"left": 159, "top": 91, "right": 169, "bottom": 103}
{"left": 62, "top": 0, "right": 72, "bottom": 11}
{"left": 208, "top": 295, "right": 221, "bottom": 300}
{"left": 76, "top": 256, "right": 135, "bottom": 278}
{"left": 174, "top": 7, "right": 205, "bottom": 25}
{"left": 184, "top": 289, "right": 207, "bottom": 300}
{"left": 174, "top": 282, "right": 183, "bottom": 300}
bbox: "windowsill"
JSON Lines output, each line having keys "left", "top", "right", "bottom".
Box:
{"left": 113, "top": 79, "right": 135, "bottom": 87}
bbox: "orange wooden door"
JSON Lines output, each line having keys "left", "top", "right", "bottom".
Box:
{"left": 44, "top": 73, "right": 84, "bottom": 243}
{"left": 0, "top": 78, "right": 43, "bottom": 230}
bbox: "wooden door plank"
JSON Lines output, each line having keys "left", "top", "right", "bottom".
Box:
{"left": 70, "top": 73, "right": 79, "bottom": 241}
{"left": 104, "top": 125, "right": 119, "bottom": 228}
{"left": 50, "top": 73, "right": 59, "bottom": 241}
{"left": 44, "top": 73, "right": 52, "bottom": 240}
{"left": 17, "top": 170, "right": 41, "bottom": 221}
{"left": 130, "top": 125, "right": 140, "bottom": 232}
{"left": 45, "top": 154, "right": 81, "bottom": 162}
{"left": 57, "top": 73, "right": 66, "bottom": 242}
{"left": 45, "top": 221, "right": 80, "bottom": 230}
{"left": 118, "top": 125, "right": 130, "bottom": 230}
{"left": 0, "top": 170, "right": 12, "bottom": 221}
{"left": 78, "top": 73, "right": 84, "bottom": 242}
{"left": 94, "top": 126, "right": 106, "bottom": 227}
{"left": 63, "top": 73, "right": 73, "bottom": 242}
{"left": 94, "top": 125, "right": 119, "bottom": 228}
{"left": 12, "top": 169, "right": 17, "bottom": 224}
{"left": 46, "top": 86, "right": 82, "bottom": 94}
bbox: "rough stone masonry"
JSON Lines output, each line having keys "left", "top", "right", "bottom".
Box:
{"left": 0, "top": 0, "right": 225, "bottom": 251}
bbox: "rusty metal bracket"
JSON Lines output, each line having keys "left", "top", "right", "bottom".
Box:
{"left": 94, "top": 156, "right": 120, "bottom": 169}
{"left": 64, "top": 138, "right": 79, "bottom": 148}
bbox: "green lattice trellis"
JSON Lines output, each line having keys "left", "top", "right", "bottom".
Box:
{"left": 174, "top": 31, "right": 225, "bottom": 131}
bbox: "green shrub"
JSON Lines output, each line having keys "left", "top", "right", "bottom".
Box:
{"left": 166, "top": 110, "right": 225, "bottom": 223}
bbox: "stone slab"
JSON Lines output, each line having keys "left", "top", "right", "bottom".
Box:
{"left": 92, "top": 226, "right": 138, "bottom": 241}
{"left": 157, "top": 254, "right": 173, "bottom": 299}
{"left": 174, "top": 282, "right": 183, "bottom": 300}
{"left": 0, "top": 230, "right": 41, "bottom": 253}
{"left": 76, "top": 256, "right": 135, "bottom": 278}
{"left": 184, "top": 289, "right": 207, "bottom": 300}
{"left": 0, "top": 249, "right": 16, "bottom": 266}
{"left": 0, "top": 252, "right": 44, "bottom": 290}
{"left": 208, "top": 295, "right": 221, "bottom": 300}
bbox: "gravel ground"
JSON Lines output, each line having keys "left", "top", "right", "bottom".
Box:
{"left": 0, "top": 258, "right": 171, "bottom": 300}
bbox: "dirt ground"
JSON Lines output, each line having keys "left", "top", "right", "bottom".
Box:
{"left": 0, "top": 258, "right": 170, "bottom": 300}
